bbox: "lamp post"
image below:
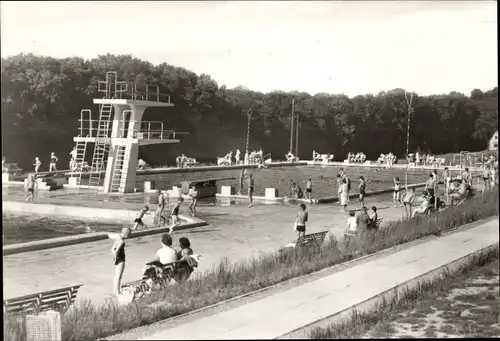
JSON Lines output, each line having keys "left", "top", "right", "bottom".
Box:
{"left": 404, "top": 91, "right": 414, "bottom": 190}
{"left": 246, "top": 109, "right": 252, "bottom": 159}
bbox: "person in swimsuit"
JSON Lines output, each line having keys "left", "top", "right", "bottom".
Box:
{"left": 110, "top": 227, "right": 131, "bottom": 296}
{"left": 462, "top": 167, "right": 472, "bottom": 187}
{"left": 170, "top": 197, "right": 183, "bottom": 233}
{"left": 402, "top": 188, "right": 416, "bottom": 219}
{"left": 247, "top": 173, "right": 254, "bottom": 208}
{"left": 133, "top": 206, "right": 149, "bottom": 230}
{"left": 189, "top": 185, "right": 198, "bottom": 217}
{"left": 294, "top": 203, "right": 308, "bottom": 238}
{"left": 482, "top": 165, "right": 491, "bottom": 194}
{"left": 156, "top": 190, "right": 167, "bottom": 227}
{"left": 358, "top": 176, "right": 366, "bottom": 207}
{"left": 442, "top": 167, "right": 451, "bottom": 198}
{"left": 424, "top": 174, "right": 435, "bottom": 198}
{"left": 33, "top": 157, "right": 41, "bottom": 173}
{"left": 25, "top": 174, "right": 38, "bottom": 203}
{"left": 393, "top": 177, "right": 401, "bottom": 207}
{"left": 69, "top": 147, "right": 77, "bottom": 169}
{"left": 49, "top": 152, "right": 58, "bottom": 172}
{"left": 305, "top": 178, "right": 313, "bottom": 203}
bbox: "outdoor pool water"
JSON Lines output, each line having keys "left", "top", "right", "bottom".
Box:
{"left": 2, "top": 213, "right": 124, "bottom": 245}
{"left": 2, "top": 165, "right": 431, "bottom": 245}
{"left": 139, "top": 165, "right": 431, "bottom": 197}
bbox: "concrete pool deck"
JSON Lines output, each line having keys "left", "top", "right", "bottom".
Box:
{"left": 108, "top": 218, "right": 499, "bottom": 340}
{"left": 3, "top": 188, "right": 417, "bottom": 305}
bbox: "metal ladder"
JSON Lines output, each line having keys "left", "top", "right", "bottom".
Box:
{"left": 69, "top": 141, "right": 88, "bottom": 194}
{"left": 110, "top": 144, "right": 131, "bottom": 193}
{"left": 87, "top": 103, "right": 113, "bottom": 190}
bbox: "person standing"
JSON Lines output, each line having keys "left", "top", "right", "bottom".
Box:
{"left": 155, "top": 189, "right": 167, "bottom": 227}
{"left": 402, "top": 188, "right": 416, "bottom": 219}
{"left": 235, "top": 149, "right": 241, "bottom": 165}
{"left": 393, "top": 177, "right": 402, "bottom": 207}
{"left": 49, "top": 152, "right": 58, "bottom": 172}
{"left": 294, "top": 203, "right": 308, "bottom": 239}
{"left": 247, "top": 173, "right": 254, "bottom": 207}
{"left": 305, "top": 177, "right": 313, "bottom": 203}
{"left": 462, "top": 167, "right": 472, "bottom": 187}
{"left": 33, "top": 157, "right": 41, "bottom": 173}
{"left": 442, "top": 167, "right": 451, "bottom": 199}
{"left": 25, "top": 174, "right": 38, "bottom": 203}
{"left": 188, "top": 185, "right": 198, "bottom": 217}
{"left": 358, "top": 176, "right": 366, "bottom": 208}
{"left": 170, "top": 197, "right": 183, "bottom": 233}
{"left": 339, "top": 178, "right": 349, "bottom": 212}
{"left": 482, "top": 165, "right": 491, "bottom": 194}
{"left": 109, "top": 227, "right": 131, "bottom": 297}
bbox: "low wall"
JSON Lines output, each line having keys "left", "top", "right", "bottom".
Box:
{"left": 2, "top": 201, "right": 208, "bottom": 255}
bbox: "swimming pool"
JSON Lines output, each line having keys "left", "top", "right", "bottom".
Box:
{"left": 138, "top": 165, "right": 431, "bottom": 197}
{"left": 2, "top": 213, "right": 124, "bottom": 245}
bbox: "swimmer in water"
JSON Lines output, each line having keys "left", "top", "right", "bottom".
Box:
{"left": 133, "top": 206, "right": 150, "bottom": 230}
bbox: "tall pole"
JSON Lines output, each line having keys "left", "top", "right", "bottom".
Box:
{"left": 290, "top": 98, "right": 295, "bottom": 153}
{"left": 295, "top": 114, "right": 299, "bottom": 159}
{"left": 404, "top": 91, "right": 414, "bottom": 190}
{"left": 246, "top": 109, "right": 252, "bottom": 159}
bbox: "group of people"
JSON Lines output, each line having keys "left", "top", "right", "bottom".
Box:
{"left": 176, "top": 154, "right": 197, "bottom": 168}
{"left": 376, "top": 153, "right": 397, "bottom": 167}
{"left": 346, "top": 152, "right": 367, "bottom": 163}
{"left": 218, "top": 149, "right": 267, "bottom": 167}
{"left": 110, "top": 228, "right": 196, "bottom": 297}
{"left": 407, "top": 152, "right": 444, "bottom": 167}
{"left": 31, "top": 152, "right": 59, "bottom": 173}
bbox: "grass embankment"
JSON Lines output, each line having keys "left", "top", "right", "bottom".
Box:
{"left": 308, "top": 247, "right": 499, "bottom": 339}
{"left": 4, "top": 190, "right": 499, "bottom": 341}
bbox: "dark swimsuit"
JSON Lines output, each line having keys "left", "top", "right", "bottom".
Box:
{"left": 172, "top": 205, "right": 180, "bottom": 216}
{"left": 115, "top": 242, "right": 126, "bottom": 265}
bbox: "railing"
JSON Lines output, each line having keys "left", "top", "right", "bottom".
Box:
{"left": 77, "top": 118, "right": 182, "bottom": 141}
{"left": 130, "top": 84, "right": 171, "bottom": 103}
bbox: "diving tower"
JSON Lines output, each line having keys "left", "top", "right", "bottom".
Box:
{"left": 71, "top": 71, "right": 185, "bottom": 194}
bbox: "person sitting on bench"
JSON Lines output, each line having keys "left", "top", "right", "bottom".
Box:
{"left": 413, "top": 191, "right": 432, "bottom": 217}
{"left": 449, "top": 179, "right": 468, "bottom": 205}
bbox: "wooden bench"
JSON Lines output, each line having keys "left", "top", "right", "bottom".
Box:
{"left": 3, "top": 284, "right": 83, "bottom": 316}
{"left": 280, "top": 231, "right": 329, "bottom": 252}
{"left": 122, "top": 258, "right": 198, "bottom": 297}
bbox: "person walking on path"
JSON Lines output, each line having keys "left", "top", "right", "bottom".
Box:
{"left": 109, "top": 227, "right": 131, "bottom": 297}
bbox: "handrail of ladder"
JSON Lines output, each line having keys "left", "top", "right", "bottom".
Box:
{"left": 80, "top": 110, "right": 92, "bottom": 137}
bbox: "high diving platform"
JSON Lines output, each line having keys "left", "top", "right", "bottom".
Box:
{"left": 70, "top": 71, "right": 186, "bottom": 194}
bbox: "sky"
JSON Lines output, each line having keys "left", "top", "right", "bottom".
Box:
{"left": 1, "top": 1, "right": 497, "bottom": 96}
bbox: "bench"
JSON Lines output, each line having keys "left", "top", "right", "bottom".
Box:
{"left": 122, "top": 258, "right": 198, "bottom": 299}
{"left": 280, "top": 231, "right": 329, "bottom": 251}
{"left": 3, "top": 284, "right": 83, "bottom": 316}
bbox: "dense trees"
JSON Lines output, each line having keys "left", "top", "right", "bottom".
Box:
{"left": 1, "top": 53, "right": 497, "bottom": 169}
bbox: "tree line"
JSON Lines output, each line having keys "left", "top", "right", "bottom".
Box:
{"left": 1, "top": 53, "right": 497, "bottom": 170}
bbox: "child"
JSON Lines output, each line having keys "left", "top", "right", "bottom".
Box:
{"left": 358, "top": 176, "right": 366, "bottom": 207}
{"left": 393, "top": 177, "right": 401, "bottom": 207}
{"left": 305, "top": 178, "right": 313, "bottom": 203}
{"left": 345, "top": 211, "right": 358, "bottom": 237}
{"left": 133, "top": 206, "right": 150, "bottom": 230}
{"left": 189, "top": 185, "right": 198, "bottom": 217}
{"left": 25, "top": 174, "right": 37, "bottom": 203}
{"left": 170, "top": 197, "right": 184, "bottom": 234}
{"left": 294, "top": 203, "right": 308, "bottom": 238}
{"left": 33, "top": 157, "right": 41, "bottom": 173}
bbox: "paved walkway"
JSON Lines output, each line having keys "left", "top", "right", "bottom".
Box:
{"left": 129, "top": 219, "right": 499, "bottom": 340}
{"left": 4, "top": 190, "right": 410, "bottom": 305}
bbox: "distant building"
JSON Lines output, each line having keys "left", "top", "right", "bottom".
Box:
{"left": 489, "top": 131, "right": 498, "bottom": 151}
